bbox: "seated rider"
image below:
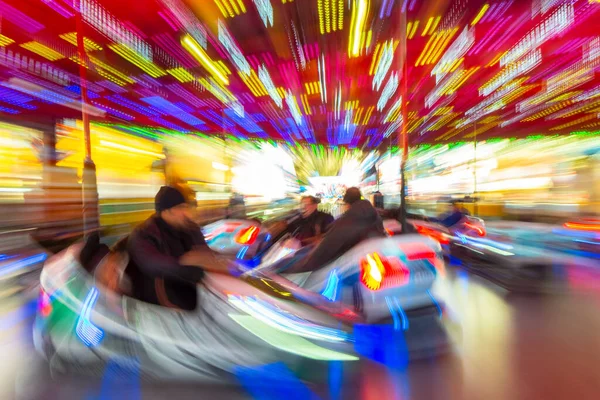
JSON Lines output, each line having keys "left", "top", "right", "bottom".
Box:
{"left": 287, "top": 196, "right": 334, "bottom": 246}
{"left": 437, "top": 201, "right": 468, "bottom": 228}
{"left": 282, "top": 187, "right": 386, "bottom": 274}
{"left": 127, "top": 186, "right": 232, "bottom": 310}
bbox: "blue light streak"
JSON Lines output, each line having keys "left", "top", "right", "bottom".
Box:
{"left": 76, "top": 287, "right": 104, "bottom": 348}
{"left": 237, "top": 246, "right": 249, "bottom": 259}
{"left": 321, "top": 270, "right": 340, "bottom": 301}
{"left": 0, "top": 253, "right": 47, "bottom": 278}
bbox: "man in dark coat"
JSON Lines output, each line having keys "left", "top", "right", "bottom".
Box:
{"left": 288, "top": 196, "right": 334, "bottom": 246}
{"left": 285, "top": 187, "right": 386, "bottom": 273}
{"left": 127, "top": 186, "right": 230, "bottom": 310}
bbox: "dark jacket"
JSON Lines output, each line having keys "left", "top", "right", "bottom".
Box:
{"left": 288, "top": 210, "right": 334, "bottom": 244}
{"left": 126, "top": 215, "right": 206, "bottom": 310}
{"left": 290, "top": 200, "right": 386, "bottom": 273}
{"left": 440, "top": 210, "right": 466, "bottom": 227}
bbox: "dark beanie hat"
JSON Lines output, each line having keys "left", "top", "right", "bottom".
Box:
{"left": 343, "top": 187, "right": 362, "bottom": 205}
{"left": 155, "top": 186, "right": 186, "bottom": 212}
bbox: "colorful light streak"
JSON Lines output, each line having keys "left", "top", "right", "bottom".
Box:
{"left": 471, "top": 4, "right": 490, "bottom": 26}
{"left": 59, "top": 33, "right": 103, "bottom": 52}
{"left": 377, "top": 72, "right": 398, "bottom": 111}
{"left": 348, "top": 0, "right": 369, "bottom": 57}
{"left": 20, "top": 42, "right": 64, "bottom": 62}
{"left": 258, "top": 64, "right": 283, "bottom": 108}
{"left": 0, "top": 34, "right": 15, "bottom": 47}
{"left": 218, "top": 20, "right": 251, "bottom": 75}
{"left": 501, "top": 4, "right": 574, "bottom": 67}
{"left": 254, "top": 0, "right": 274, "bottom": 27}
{"left": 181, "top": 34, "right": 229, "bottom": 86}
{"left": 285, "top": 91, "right": 303, "bottom": 125}
{"left": 109, "top": 44, "right": 166, "bottom": 78}
{"left": 372, "top": 40, "right": 394, "bottom": 90}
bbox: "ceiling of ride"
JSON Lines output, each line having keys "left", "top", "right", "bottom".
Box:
{"left": 0, "top": 0, "right": 599, "bottom": 147}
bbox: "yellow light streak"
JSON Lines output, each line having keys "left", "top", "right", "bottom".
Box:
{"left": 409, "top": 20, "right": 419, "bottom": 39}
{"left": 485, "top": 51, "right": 506, "bottom": 67}
{"left": 301, "top": 94, "right": 312, "bottom": 114}
{"left": 430, "top": 16, "right": 441, "bottom": 33}
{"left": 89, "top": 56, "right": 135, "bottom": 84}
{"left": 167, "top": 67, "right": 195, "bottom": 83}
{"left": 422, "top": 17, "right": 433, "bottom": 36}
{"left": 349, "top": 0, "right": 369, "bottom": 57}
{"left": 0, "top": 34, "right": 14, "bottom": 47}
{"left": 20, "top": 42, "right": 64, "bottom": 61}
{"left": 214, "top": 0, "right": 232, "bottom": 18}
{"left": 59, "top": 32, "right": 103, "bottom": 51}
{"left": 109, "top": 43, "right": 166, "bottom": 78}
{"left": 325, "top": 0, "right": 331, "bottom": 33}
{"left": 471, "top": 4, "right": 489, "bottom": 26}
{"left": 416, "top": 32, "right": 440, "bottom": 66}
{"left": 354, "top": 107, "right": 364, "bottom": 124}
{"left": 426, "top": 28, "right": 458, "bottom": 65}
{"left": 181, "top": 34, "right": 228, "bottom": 85}
{"left": 237, "top": 0, "right": 247, "bottom": 13}
{"left": 362, "top": 106, "right": 374, "bottom": 124}
{"left": 318, "top": 0, "right": 325, "bottom": 34}
{"left": 369, "top": 43, "right": 382, "bottom": 75}
{"left": 338, "top": 0, "right": 344, "bottom": 30}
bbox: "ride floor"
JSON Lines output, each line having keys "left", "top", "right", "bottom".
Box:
{"left": 2, "top": 259, "right": 600, "bottom": 400}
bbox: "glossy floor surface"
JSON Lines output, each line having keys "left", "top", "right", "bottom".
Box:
{"left": 3, "top": 259, "right": 600, "bottom": 400}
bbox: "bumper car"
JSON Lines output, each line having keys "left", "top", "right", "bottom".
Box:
{"left": 34, "top": 221, "right": 450, "bottom": 380}
{"left": 383, "top": 215, "right": 486, "bottom": 256}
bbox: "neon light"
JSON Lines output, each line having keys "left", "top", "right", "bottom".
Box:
{"left": 166, "top": 67, "right": 195, "bottom": 83}
{"left": 218, "top": 20, "right": 251, "bottom": 74}
{"left": 471, "top": 4, "right": 490, "bottom": 26}
{"left": 230, "top": 315, "right": 357, "bottom": 360}
{"left": 0, "top": 0, "right": 45, "bottom": 33}
{"left": 236, "top": 246, "right": 250, "bottom": 259}
{"left": 422, "top": 17, "right": 433, "bottom": 36}
{"left": 408, "top": 20, "right": 419, "bottom": 39}
{"left": 0, "top": 34, "right": 13, "bottom": 47}
{"left": 181, "top": 35, "right": 228, "bottom": 85}
{"left": 88, "top": 56, "right": 135, "bottom": 84}
{"left": 59, "top": 32, "right": 103, "bottom": 51}
{"left": 20, "top": 42, "right": 64, "bottom": 61}
{"left": 348, "top": 0, "right": 369, "bottom": 57}
{"left": 75, "top": 287, "right": 104, "bottom": 348}
{"left": 372, "top": 40, "right": 394, "bottom": 90}
{"left": 318, "top": 54, "right": 327, "bottom": 103}
{"left": 285, "top": 91, "right": 303, "bottom": 125}
{"left": 321, "top": 270, "right": 340, "bottom": 301}
{"left": 564, "top": 222, "right": 600, "bottom": 232}
{"left": 109, "top": 44, "right": 166, "bottom": 78}
{"left": 236, "top": 226, "right": 260, "bottom": 245}
{"left": 0, "top": 253, "right": 47, "bottom": 278}
{"left": 377, "top": 71, "right": 398, "bottom": 111}
{"left": 254, "top": 0, "right": 274, "bottom": 27}
{"left": 228, "top": 295, "right": 351, "bottom": 342}
{"left": 501, "top": 4, "right": 574, "bottom": 67}
{"left": 81, "top": 0, "right": 151, "bottom": 59}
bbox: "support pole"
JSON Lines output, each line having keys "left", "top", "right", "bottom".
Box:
{"left": 398, "top": 6, "right": 409, "bottom": 233}
{"left": 473, "top": 121, "right": 478, "bottom": 216}
{"left": 76, "top": 11, "right": 99, "bottom": 236}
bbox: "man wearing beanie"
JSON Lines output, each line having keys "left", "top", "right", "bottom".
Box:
{"left": 127, "top": 186, "right": 230, "bottom": 310}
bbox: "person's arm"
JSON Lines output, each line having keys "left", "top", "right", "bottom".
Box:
{"left": 179, "top": 246, "right": 235, "bottom": 274}
{"left": 127, "top": 231, "right": 205, "bottom": 283}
